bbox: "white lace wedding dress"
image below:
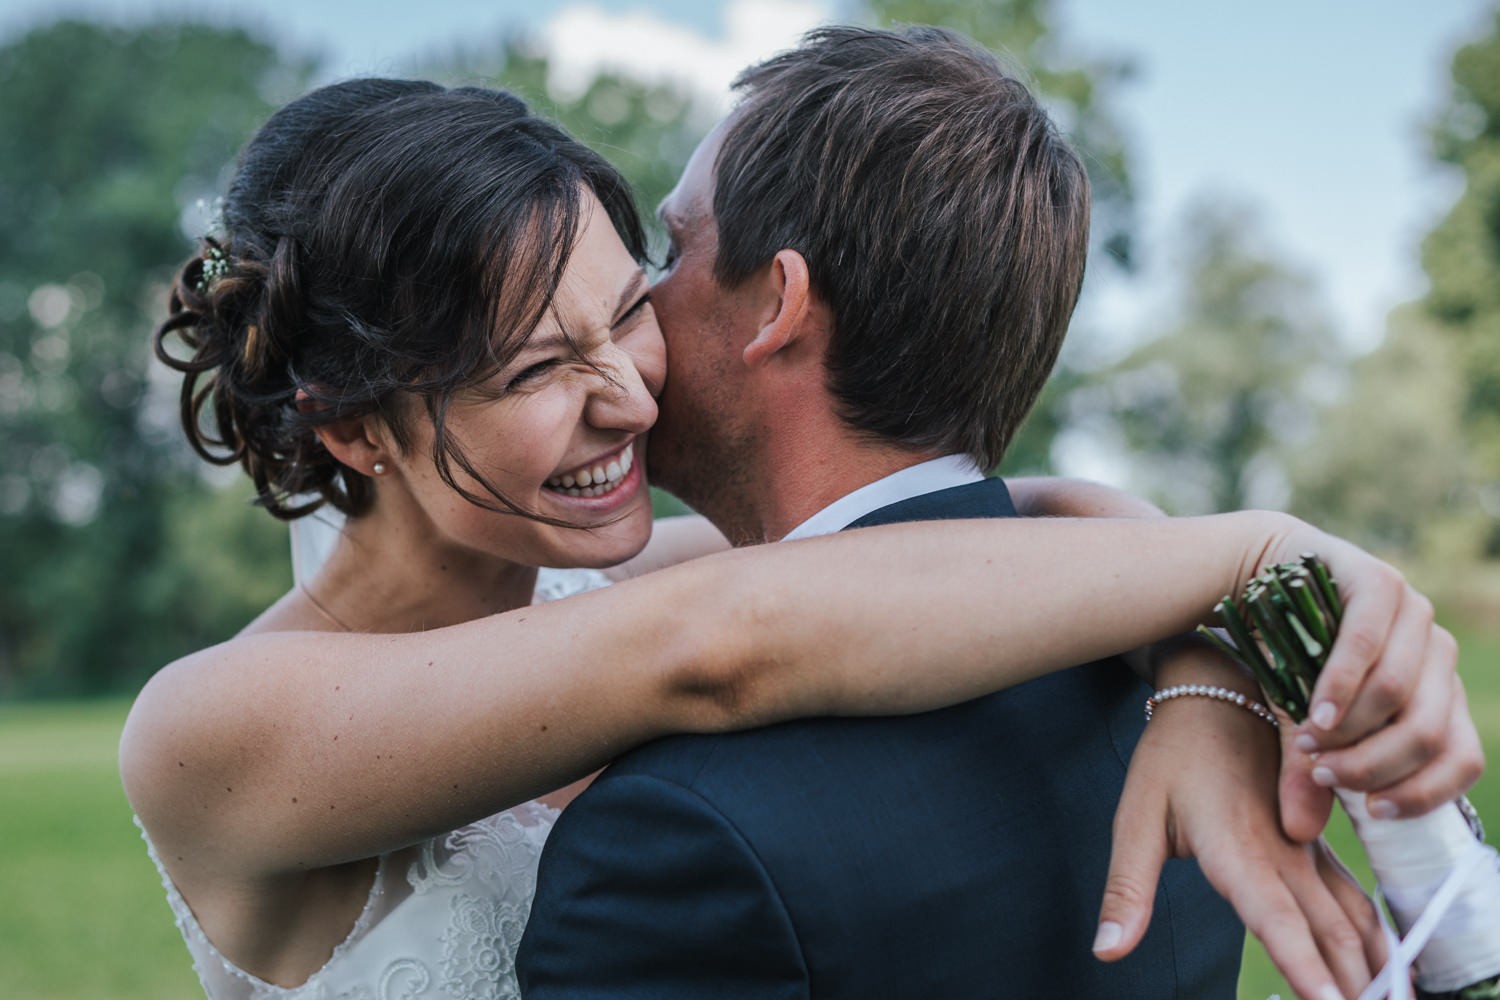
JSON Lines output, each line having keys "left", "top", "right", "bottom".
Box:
{"left": 138, "top": 558, "right": 612, "bottom": 1000}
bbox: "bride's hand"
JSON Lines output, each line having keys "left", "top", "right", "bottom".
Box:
{"left": 1092, "top": 648, "right": 1385, "bottom": 1000}
{"left": 1244, "top": 520, "right": 1483, "bottom": 840}
{"left": 1012, "top": 478, "right": 1482, "bottom": 839}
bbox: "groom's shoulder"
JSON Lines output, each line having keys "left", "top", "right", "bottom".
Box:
{"left": 596, "top": 715, "right": 868, "bottom": 789}
{"left": 587, "top": 655, "right": 1144, "bottom": 808}
{"left": 583, "top": 712, "right": 933, "bottom": 819}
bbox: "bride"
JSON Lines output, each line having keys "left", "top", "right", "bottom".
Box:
{"left": 123, "top": 78, "right": 1474, "bottom": 999}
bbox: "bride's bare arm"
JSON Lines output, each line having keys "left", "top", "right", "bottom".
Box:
{"left": 118, "top": 509, "right": 1442, "bottom": 880}
{"left": 1008, "top": 477, "right": 1176, "bottom": 680}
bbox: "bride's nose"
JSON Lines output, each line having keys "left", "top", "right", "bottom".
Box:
{"left": 587, "top": 344, "right": 659, "bottom": 435}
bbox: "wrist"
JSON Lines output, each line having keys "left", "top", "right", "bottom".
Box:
{"left": 1230, "top": 509, "right": 1302, "bottom": 596}
{"left": 1145, "top": 684, "right": 1279, "bottom": 728}
{"left": 1150, "top": 634, "right": 1259, "bottom": 696}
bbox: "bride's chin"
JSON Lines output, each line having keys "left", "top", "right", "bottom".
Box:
{"left": 546, "top": 509, "right": 654, "bottom": 571}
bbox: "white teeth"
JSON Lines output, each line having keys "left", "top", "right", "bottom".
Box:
{"left": 545, "top": 442, "right": 635, "bottom": 495}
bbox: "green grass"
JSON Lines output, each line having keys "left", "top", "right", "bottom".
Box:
{"left": 1, "top": 620, "right": 1496, "bottom": 999}
{"left": 0, "top": 699, "right": 200, "bottom": 1000}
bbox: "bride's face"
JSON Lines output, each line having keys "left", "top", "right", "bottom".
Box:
{"left": 389, "top": 192, "right": 665, "bottom": 570}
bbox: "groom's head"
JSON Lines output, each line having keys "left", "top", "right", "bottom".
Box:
{"left": 649, "top": 25, "right": 1090, "bottom": 515}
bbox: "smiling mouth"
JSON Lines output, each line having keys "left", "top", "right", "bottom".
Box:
{"left": 544, "top": 442, "right": 635, "bottom": 498}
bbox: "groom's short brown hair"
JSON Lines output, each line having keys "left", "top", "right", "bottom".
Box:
{"left": 713, "top": 25, "right": 1090, "bottom": 470}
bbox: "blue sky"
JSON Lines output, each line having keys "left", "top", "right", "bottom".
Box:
{"left": 5, "top": 0, "right": 1491, "bottom": 353}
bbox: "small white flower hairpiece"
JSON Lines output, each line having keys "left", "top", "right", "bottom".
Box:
{"left": 196, "top": 242, "right": 229, "bottom": 293}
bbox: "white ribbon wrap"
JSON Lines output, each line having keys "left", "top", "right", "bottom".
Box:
{"left": 1344, "top": 793, "right": 1500, "bottom": 1000}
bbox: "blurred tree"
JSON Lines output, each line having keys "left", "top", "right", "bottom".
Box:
{"left": 1063, "top": 200, "right": 1342, "bottom": 514}
{"left": 1289, "top": 307, "right": 1471, "bottom": 554}
{"left": 0, "top": 20, "right": 307, "bottom": 695}
{"left": 419, "top": 36, "right": 704, "bottom": 258}
{"left": 1420, "top": 4, "right": 1500, "bottom": 555}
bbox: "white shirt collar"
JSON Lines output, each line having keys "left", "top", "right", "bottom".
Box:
{"left": 780, "top": 454, "right": 985, "bottom": 541}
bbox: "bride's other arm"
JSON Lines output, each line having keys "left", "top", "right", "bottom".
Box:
{"left": 602, "top": 514, "right": 729, "bottom": 580}
{"left": 1002, "top": 478, "right": 1477, "bottom": 998}
{"left": 1097, "top": 639, "right": 1393, "bottom": 1000}
{"left": 1008, "top": 475, "right": 1167, "bottom": 520}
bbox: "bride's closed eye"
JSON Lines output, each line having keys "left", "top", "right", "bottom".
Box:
{"left": 613, "top": 291, "right": 653, "bottom": 333}
{"left": 506, "top": 359, "right": 561, "bottom": 391}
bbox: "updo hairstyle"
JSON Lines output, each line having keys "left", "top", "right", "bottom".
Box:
{"left": 154, "top": 78, "right": 647, "bottom": 520}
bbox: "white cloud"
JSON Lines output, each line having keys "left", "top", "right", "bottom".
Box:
{"left": 542, "top": 0, "right": 831, "bottom": 115}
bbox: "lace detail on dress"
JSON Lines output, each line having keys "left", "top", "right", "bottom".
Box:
{"left": 137, "top": 808, "right": 558, "bottom": 1000}
{"left": 135, "top": 815, "right": 392, "bottom": 999}
{"left": 406, "top": 806, "right": 559, "bottom": 1000}
{"left": 532, "top": 566, "right": 612, "bottom": 603}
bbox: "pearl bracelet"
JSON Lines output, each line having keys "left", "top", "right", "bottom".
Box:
{"left": 1144, "top": 684, "right": 1279, "bottom": 727}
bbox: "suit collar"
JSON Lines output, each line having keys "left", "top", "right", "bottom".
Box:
{"left": 781, "top": 455, "right": 985, "bottom": 541}
{"left": 845, "top": 477, "right": 1018, "bottom": 530}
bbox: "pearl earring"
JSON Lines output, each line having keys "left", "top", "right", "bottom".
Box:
{"left": 372, "top": 462, "right": 387, "bottom": 476}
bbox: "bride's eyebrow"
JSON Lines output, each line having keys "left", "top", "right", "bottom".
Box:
{"left": 611, "top": 268, "right": 648, "bottom": 320}
{"left": 523, "top": 269, "right": 648, "bottom": 359}
{"left": 508, "top": 332, "right": 571, "bottom": 360}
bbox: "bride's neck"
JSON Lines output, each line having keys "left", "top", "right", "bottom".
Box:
{"left": 305, "top": 510, "right": 539, "bottom": 635}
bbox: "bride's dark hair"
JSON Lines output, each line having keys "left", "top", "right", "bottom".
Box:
{"left": 154, "top": 78, "right": 646, "bottom": 520}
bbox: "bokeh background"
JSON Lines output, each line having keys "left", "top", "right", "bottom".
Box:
{"left": 1, "top": 1, "right": 1497, "bottom": 997}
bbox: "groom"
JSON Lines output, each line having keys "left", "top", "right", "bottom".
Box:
{"left": 518, "top": 25, "right": 1244, "bottom": 996}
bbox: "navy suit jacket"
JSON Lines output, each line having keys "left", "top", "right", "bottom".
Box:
{"left": 518, "top": 478, "right": 1243, "bottom": 998}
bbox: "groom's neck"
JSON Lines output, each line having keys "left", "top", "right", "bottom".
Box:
{"left": 737, "top": 434, "right": 939, "bottom": 545}
{"left": 694, "top": 351, "right": 940, "bottom": 546}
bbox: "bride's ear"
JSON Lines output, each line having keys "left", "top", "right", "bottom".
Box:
{"left": 743, "top": 249, "right": 815, "bottom": 368}
{"left": 298, "top": 390, "right": 390, "bottom": 478}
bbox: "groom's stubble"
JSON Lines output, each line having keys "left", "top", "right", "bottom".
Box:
{"left": 646, "top": 122, "right": 771, "bottom": 546}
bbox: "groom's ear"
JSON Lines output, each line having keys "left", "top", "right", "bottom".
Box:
{"left": 742, "top": 249, "right": 818, "bottom": 368}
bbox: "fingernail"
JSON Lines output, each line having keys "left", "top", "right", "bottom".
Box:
{"left": 1369, "top": 799, "right": 1399, "bottom": 820}
{"left": 1295, "top": 733, "right": 1319, "bottom": 753}
{"left": 1092, "top": 921, "right": 1122, "bottom": 954}
{"left": 1311, "top": 701, "right": 1337, "bottom": 729}
{"left": 1319, "top": 984, "right": 1346, "bottom": 1000}
{"left": 1311, "top": 765, "right": 1338, "bottom": 787}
